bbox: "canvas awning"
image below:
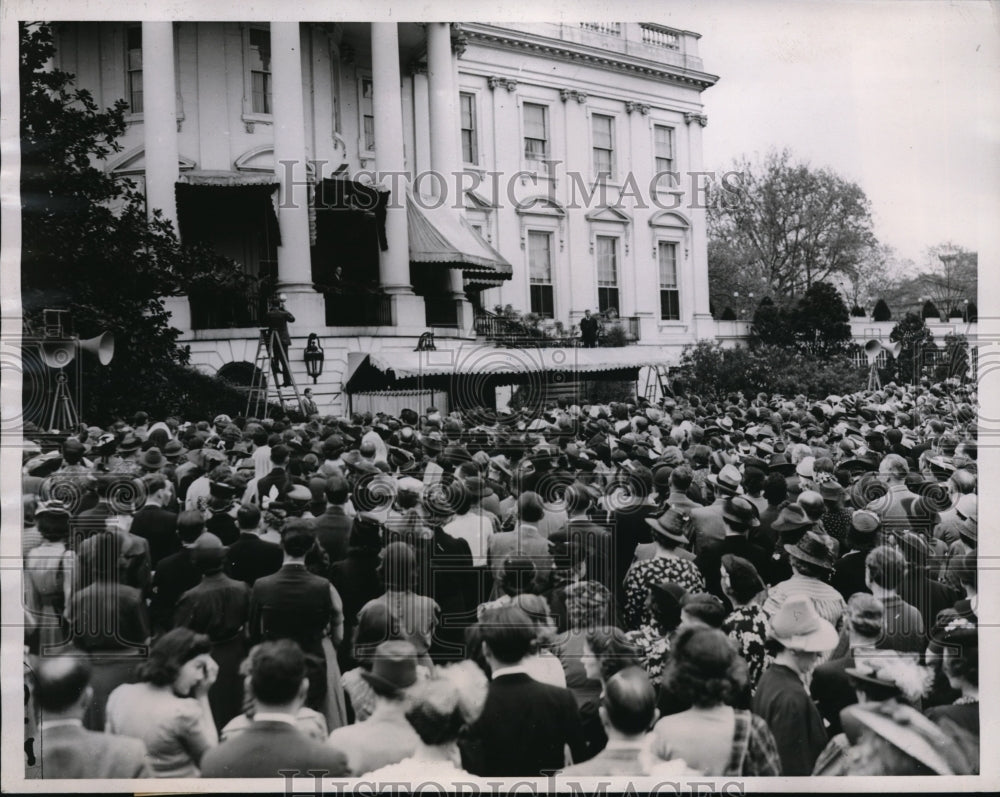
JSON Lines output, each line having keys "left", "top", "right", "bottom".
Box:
{"left": 345, "top": 345, "right": 661, "bottom": 392}
{"left": 407, "top": 190, "right": 513, "bottom": 281}
{"left": 175, "top": 173, "right": 281, "bottom": 246}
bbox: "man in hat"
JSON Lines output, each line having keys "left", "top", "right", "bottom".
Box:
{"left": 933, "top": 469, "right": 977, "bottom": 545}
{"left": 548, "top": 483, "right": 614, "bottom": 593}
{"left": 763, "top": 530, "right": 846, "bottom": 630}
{"left": 265, "top": 295, "right": 296, "bottom": 387}
{"left": 324, "top": 640, "right": 423, "bottom": 774}
{"left": 32, "top": 656, "right": 151, "bottom": 779}
{"left": 764, "top": 501, "right": 817, "bottom": 585}
{"left": 56, "top": 436, "right": 92, "bottom": 475}
{"left": 200, "top": 640, "right": 349, "bottom": 778}
{"left": 110, "top": 434, "right": 143, "bottom": 476}
{"left": 696, "top": 496, "right": 768, "bottom": 603}
{"left": 150, "top": 511, "right": 223, "bottom": 633}
{"left": 753, "top": 595, "right": 838, "bottom": 775}
{"left": 688, "top": 463, "right": 742, "bottom": 558}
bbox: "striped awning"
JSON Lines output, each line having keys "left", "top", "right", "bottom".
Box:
{"left": 407, "top": 190, "right": 513, "bottom": 280}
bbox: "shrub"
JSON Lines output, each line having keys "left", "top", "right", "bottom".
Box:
{"left": 720, "top": 307, "right": 737, "bottom": 320}
{"left": 948, "top": 306, "right": 964, "bottom": 319}
{"left": 872, "top": 299, "right": 892, "bottom": 322}
{"left": 851, "top": 304, "right": 866, "bottom": 317}
{"left": 600, "top": 324, "right": 628, "bottom": 348}
{"left": 922, "top": 300, "right": 940, "bottom": 320}
{"left": 965, "top": 302, "right": 977, "bottom": 322}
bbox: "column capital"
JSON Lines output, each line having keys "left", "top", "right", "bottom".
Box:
{"left": 488, "top": 75, "right": 518, "bottom": 92}
{"left": 407, "top": 60, "right": 427, "bottom": 75}
{"left": 625, "top": 101, "right": 651, "bottom": 115}
{"left": 451, "top": 24, "right": 468, "bottom": 57}
{"left": 684, "top": 112, "right": 708, "bottom": 127}
{"left": 560, "top": 89, "right": 587, "bottom": 104}
{"left": 340, "top": 42, "right": 356, "bottom": 65}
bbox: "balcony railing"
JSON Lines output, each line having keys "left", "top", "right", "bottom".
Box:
{"left": 580, "top": 22, "right": 622, "bottom": 37}
{"left": 324, "top": 291, "right": 393, "bottom": 327}
{"left": 640, "top": 23, "right": 681, "bottom": 50}
{"left": 424, "top": 296, "right": 459, "bottom": 328}
{"left": 189, "top": 290, "right": 265, "bottom": 330}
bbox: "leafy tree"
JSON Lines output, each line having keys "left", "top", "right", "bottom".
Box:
{"left": 889, "top": 313, "right": 934, "bottom": 385}
{"left": 933, "top": 333, "right": 971, "bottom": 383}
{"left": 921, "top": 300, "right": 940, "bottom": 320}
{"left": 793, "top": 281, "right": 852, "bottom": 355}
{"left": 851, "top": 305, "right": 866, "bottom": 317}
{"left": 965, "top": 302, "right": 977, "bottom": 323}
{"left": 708, "top": 148, "right": 877, "bottom": 301}
{"left": 872, "top": 299, "right": 892, "bottom": 322}
{"left": 20, "top": 23, "right": 255, "bottom": 424}
{"left": 749, "top": 297, "right": 791, "bottom": 347}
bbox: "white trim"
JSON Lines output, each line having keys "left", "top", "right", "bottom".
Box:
{"left": 458, "top": 88, "right": 482, "bottom": 168}
{"left": 587, "top": 107, "right": 620, "bottom": 184}
{"left": 241, "top": 23, "right": 274, "bottom": 131}
{"left": 517, "top": 95, "right": 557, "bottom": 178}
{"left": 357, "top": 68, "right": 375, "bottom": 159}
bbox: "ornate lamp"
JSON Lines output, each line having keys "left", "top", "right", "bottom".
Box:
{"left": 303, "top": 333, "right": 324, "bottom": 383}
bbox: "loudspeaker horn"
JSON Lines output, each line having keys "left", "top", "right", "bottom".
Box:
{"left": 78, "top": 332, "right": 115, "bottom": 366}
{"left": 40, "top": 340, "right": 77, "bottom": 369}
{"left": 887, "top": 341, "right": 902, "bottom": 359}
{"left": 864, "top": 339, "right": 882, "bottom": 364}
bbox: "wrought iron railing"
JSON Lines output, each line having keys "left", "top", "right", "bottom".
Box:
{"left": 189, "top": 290, "right": 265, "bottom": 329}
{"left": 324, "top": 291, "right": 393, "bottom": 326}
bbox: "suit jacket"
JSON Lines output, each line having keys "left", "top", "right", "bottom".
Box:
{"left": 831, "top": 549, "right": 871, "bottom": 602}
{"left": 753, "top": 663, "right": 828, "bottom": 776}
{"left": 312, "top": 505, "right": 353, "bottom": 564}
{"left": 173, "top": 572, "right": 250, "bottom": 642}
{"left": 257, "top": 467, "right": 291, "bottom": 506}
{"left": 611, "top": 503, "right": 657, "bottom": 603}
{"left": 225, "top": 532, "right": 283, "bottom": 586}
{"left": 809, "top": 653, "right": 858, "bottom": 736}
{"left": 129, "top": 504, "right": 180, "bottom": 568}
{"left": 689, "top": 499, "right": 728, "bottom": 557}
{"left": 37, "top": 722, "right": 150, "bottom": 779}
{"left": 200, "top": 719, "right": 348, "bottom": 778}
{"left": 150, "top": 546, "right": 203, "bottom": 632}
{"left": 460, "top": 672, "right": 588, "bottom": 777}
{"left": 250, "top": 564, "right": 333, "bottom": 655}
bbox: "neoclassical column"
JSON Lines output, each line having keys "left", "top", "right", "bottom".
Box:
{"left": 426, "top": 22, "right": 472, "bottom": 331}
{"left": 684, "top": 111, "right": 713, "bottom": 337}
{"left": 270, "top": 22, "right": 312, "bottom": 290}
{"left": 142, "top": 22, "right": 179, "bottom": 231}
{"left": 372, "top": 22, "right": 423, "bottom": 326}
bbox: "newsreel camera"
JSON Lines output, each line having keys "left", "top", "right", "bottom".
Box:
{"left": 37, "top": 309, "right": 115, "bottom": 431}
{"left": 863, "top": 338, "right": 901, "bottom": 391}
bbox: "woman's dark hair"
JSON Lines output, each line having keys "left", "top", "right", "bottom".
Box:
{"left": 353, "top": 602, "right": 403, "bottom": 670}
{"left": 763, "top": 473, "right": 788, "bottom": 505}
{"left": 680, "top": 592, "right": 727, "bottom": 628}
{"left": 139, "top": 627, "right": 212, "bottom": 686}
{"left": 37, "top": 511, "right": 70, "bottom": 542}
{"left": 500, "top": 556, "right": 537, "bottom": 598}
{"left": 585, "top": 626, "right": 641, "bottom": 683}
{"left": 721, "top": 554, "right": 765, "bottom": 605}
{"left": 648, "top": 581, "right": 686, "bottom": 633}
{"left": 664, "top": 626, "right": 747, "bottom": 708}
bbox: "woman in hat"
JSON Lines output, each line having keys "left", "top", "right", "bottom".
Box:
{"left": 753, "top": 595, "right": 839, "bottom": 775}
{"left": 719, "top": 554, "right": 769, "bottom": 693}
{"left": 24, "top": 500, "right": 75, "bottom": 654}
{"left": 762, "top": 530, "right": 846, "bottom": 631}
{"left": 365, "top": 660, "right": 489, "bottom": 782}
{"left": 339, "top": 602, "right": 407, "bottom": 724}
{"left": 924, "top": 617, "right": 978, "bottom": 737}
{"left": 648, "top": 627, "right": 781, "bottom": 776}
{"left": 622, "top": 508, "right": 705, "bottom": 632}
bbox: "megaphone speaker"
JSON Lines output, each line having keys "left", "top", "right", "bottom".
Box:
{"left": 78, "top": 332, "right": 115, "bottom": 366}
{"left": 888, "top": 341, "right": 902, "bottom": 359}
{"left": 864, "top": 339, "right": 882, "bottom": 364}
{"left": 40, "top": 340, "right": 77, "bottom": 369}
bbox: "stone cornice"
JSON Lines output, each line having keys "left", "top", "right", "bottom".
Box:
{"left": 460, "top": 24, "right": 719, "bottom": 91}
{"left": 487, "top": 75, "right": 518, "bottom": 92}
{"left": 684, "top": 112, "right": 708, "bottom": 126}
{"left": 560, "top": 88, "right": 588, "bottom": 103}
{"left": 625, "top": 101, "right": 650, "bottom": 115}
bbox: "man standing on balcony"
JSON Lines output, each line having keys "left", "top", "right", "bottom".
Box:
{"left": 266, "top": 296, "right": 295, "bottom": 388}
{"left": 580, "top": 309, "right": 600, "bottom": 348}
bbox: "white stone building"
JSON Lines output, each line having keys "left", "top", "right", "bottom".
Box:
{"left": 50, "top": 21, "right": 719, "bottom": 414}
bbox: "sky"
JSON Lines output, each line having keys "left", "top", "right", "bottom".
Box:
{"left": 654, "top": 0, "right": 1000, "bottom": 269}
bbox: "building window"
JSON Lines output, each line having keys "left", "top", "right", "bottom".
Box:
{"left": 528, "top": 230, "right": 554, "bottom": 318}
{"left": 460, "top": 92, "right": 478, "bottom": 165}
{"left": 359, "top": 75, "right": 375, "bottom": 153}
{"left": 363, "top": 114, "right": 375, "bottom": 152}
{"left": 592, "top": 114, "right": 615, "bottom": 181}
{"left": 249, "top": 27, "right": 272, "bottom": 114}
{"left": 523, "top": 103, "right": 549, "bottom": 167}
{"left": 596, "top": 236, "right": 619, "bottom": 315}
{"left": 658, "top": 241, "right": 681, "bottom": 320}
{"left": 125, "top": 25, "right": 143, "bottom": 114}
{"left": 654, "top": 125, "right": 675, "bottom": 190}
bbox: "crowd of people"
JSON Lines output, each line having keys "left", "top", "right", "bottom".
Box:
{"left": 20, "top": 376, "right": 980, "bottom": 780}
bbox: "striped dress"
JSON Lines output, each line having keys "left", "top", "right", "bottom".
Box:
{"left": 761, "top": 573, "right": 847, "bottom": 631}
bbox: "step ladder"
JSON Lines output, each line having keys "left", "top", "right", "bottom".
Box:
{"left": 640, "top": 363, "right": 674, "bottom": 404}
{"left": 246, "top": 328, "right": 306, "bottom": 418}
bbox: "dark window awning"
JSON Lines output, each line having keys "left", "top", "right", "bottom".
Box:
{"left": 175, "top": 171, "right": 280, "bottom": 246}
{"left": 345, "top": 346, "right": 659, "bottom": 393}
{"left": 407, "top": 190, "right": 513, "bottom": 283}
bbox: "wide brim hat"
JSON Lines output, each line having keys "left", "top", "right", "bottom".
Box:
{"left": 343, "top": 450, "right": 379, "bottom": 474}
{"left": 771, "top": 503, "right": 814, "bottom": 534}
{"left": 463, "top": 476, "right": 494, "bottom": 499}
{"left": 784, "top": 529, "right": 836, "bottom": 571}
{"left": 418, "top": 432, "right": 444, "bottom": 452}
{"left": 722, "top": 496, "right": 760, "bottom": 528}
{"left": 766, "top": 594, "right": 839, "bottom": 651}
{"left": 768, "top": 453, "right": 796, "bottom": 476}
{"left": 645, "top": 509, "right": 690, "bottom": 545}
{"left": 707, "top": 463, "right": 743, "bottom": 495}
{"left": 139, "top": 447, "right": 166, "bottom": 470}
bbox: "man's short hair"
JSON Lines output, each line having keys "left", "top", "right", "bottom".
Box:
{"left": 478, "top": 605, "right": 537, "bottom": 665}
{"left": 878, "top": 454, "right": 908, "bottom": 479}
{"left": 324, "top": 475, "right": 350, "bottom": 504}
{"left": 602, "top": 665, "right": 656, "bottom": 735}
{"left": 34, "top": 657, "right": 92, "bottom": 712}
{"left": 142, "top": 473, "right": 168, "bottom": 495}
{"left": 517, "top": 491, "right": 545, "bottom": 524}
{"left": 950, "top": 469, "right": 977, "bottom": 495}
{"left": 280, "top": 518, "right": 316, "bottom": 558}
{"left": 237, "top": 503, "right": 261, "bottom": 530}
{"left": 250, "top": 640, "right": 307, "bottom": 705}
{"left": 270, "top": 444, "right": 290, "bottom": 465}
{"left": 176, "top": 510, "right": 205, "bottom": 544}
{"left": 763, "top": 472, "right": 788, "bottom": 504}
{"left": 670, "top": 466, "right": 693, "bottom": 492}
{"left": 865, "top": 544, "right": 907, "bottom": 590}
{"left": 846, "top": 592, "right": 884, "bottom": 638}
{"left": 252, "top": 428, "right": 269, "bottom": 447}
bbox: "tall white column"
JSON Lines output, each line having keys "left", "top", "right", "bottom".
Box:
{"left": 427, "top": 22, "right": 472, "bottom": 332}
{"left": 142, "top": 22, "right": 179, "bottom": 231}
{"left": 685, "top": 112, "right": 714, "bottom": 339}
{"left": 372, "top": 22, "right": 423, "bottom": 327}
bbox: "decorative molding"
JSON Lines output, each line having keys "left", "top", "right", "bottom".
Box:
{"left": 625, "top": 101, "right": 650, "bottom": 115}
{"left": 461, "top": 24, "right": 719, "bottom": 91}
{"left": 244, "top": 120, "right": 256, "bottom": 134}
{"left": 560, "top": 88, "right": 588, "bottom": 104}
{"left": 684, "top": 112, "right": 708, "bottom": 127}
{"left": 451, "top": 25, "right": 468, "bottom": 57}
{"left": 487, "top": 75, "right": 518, "bottom": 92}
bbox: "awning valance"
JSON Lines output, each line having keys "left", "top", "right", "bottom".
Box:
{"left": 407, "top": 190, "right": 513, "bottom": 280}
{"left": 175, "top": 177, "right": 281, "bottom": 246}
{"left": 177, "top": 170, "right": 279, "bottom": 188}
{"left": 345, "top": 345, "right": 661, "bottom": 392}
